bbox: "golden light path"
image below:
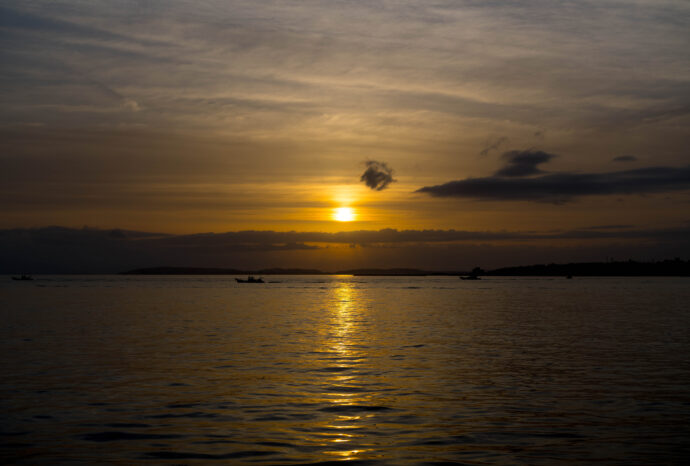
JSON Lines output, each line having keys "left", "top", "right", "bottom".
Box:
{"left": 322, "top": 280, "right": 371, "bottom": 460}
{"left": 333, "top": 207, "right": 356, "bottom": 222}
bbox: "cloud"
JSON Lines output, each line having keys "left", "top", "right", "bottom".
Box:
{"left": 479, "top": 136, "right": 508, "bottom": 156}
{"left": 123, "top": 98, "right": 140, "bottom": 112}
{"left": 360, "top": 160, "right": 396, "bottom": 191}
{"left": 416, "top": 165, "right": 690, "bottom": 203}
{"left": 613, "top": 155, "right": 638, "bottom": 163}
{"left": 494, "top": 150, "right": 555, "bottom": 177}
{"left": 2, "top": 225, "right": 689, "bottom": 273}
{"left": 0, "top": 5, "right": 133, "bottom": 43}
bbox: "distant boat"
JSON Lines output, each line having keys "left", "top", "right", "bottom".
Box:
{"left": 461, "top": 267, "right": 483, "bottom": 280}
{"left": 12, "top": 275, "right": 33, "bottom": 281}
{"left": 566, "top": 274, "right": 573, "bottom": 279}
{"left": 235, "top": 276, "right": 264, "bottom": 283}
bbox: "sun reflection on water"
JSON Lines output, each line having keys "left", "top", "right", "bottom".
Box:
{"left": 329, "top": 281, "right": 358, "bottom": 376}
{"left": 319, "top": 280, "right": 374, "bottom": 460}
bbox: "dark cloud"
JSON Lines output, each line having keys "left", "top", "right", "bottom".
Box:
{"left": 3, "top": 225, "right": 690, "bottom": 273}
{"left": 494, "top": 150, "right": 555, "bottom": 177}
{"left": 360, "top": 161, "right": 396, "bottom": 191}
{"left": 479, "top": 136, "right": 508, "bottom": 156}
{"left": 416, "top": 165, "right": 690, "bottom": 203}
{"left": 613, "top": 155, "right": 638, "bottom": 163}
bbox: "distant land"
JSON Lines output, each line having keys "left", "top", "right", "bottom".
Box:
{"left": 121, "top": 260, "right": 690, "bottom": 276}
{"left": 120, "top": 266, "right": 438, "bottom": 276}
{"left": 120, "top": 267, "right": 324, "bottom": 275}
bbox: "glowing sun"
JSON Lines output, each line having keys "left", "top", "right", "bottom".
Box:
{"left": 333, "top": 207, "right": 356, "bottom": 222}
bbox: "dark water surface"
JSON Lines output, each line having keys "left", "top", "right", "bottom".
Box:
{"left": 2, "top": 275, "right": 689, "bottom": 464}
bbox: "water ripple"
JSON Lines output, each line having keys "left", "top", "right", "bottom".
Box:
{"left": 2, "top": 275, "right": 689, "bottom": 464}
{"left": 144, "top": 450, "right": 278, "bottom": 460}
{"left": 82, "top": 431, "right": 183, "bottom": 442}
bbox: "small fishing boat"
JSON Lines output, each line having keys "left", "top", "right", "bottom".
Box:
{"left": 460, "top": 267, "right": 483, "bottom": 280}
{"left": 235, "top": 276, "right": 264, "bottom": 283}
{"left": 12, "top": 275, "right": 33, "bottom": 281}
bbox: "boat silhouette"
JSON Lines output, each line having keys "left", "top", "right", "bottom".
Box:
{"left": 460, "top": 267, "right": 483, "bottom": 280}
{"left": 12, "top": 275, "right": 33, "bottom": 281}
{"left": 235, "top": 276, "right": 265, "bottom": 283}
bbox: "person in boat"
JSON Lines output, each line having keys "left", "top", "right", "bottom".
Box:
{"left": 236, "top": 276, "right": 264, "bottom": 283}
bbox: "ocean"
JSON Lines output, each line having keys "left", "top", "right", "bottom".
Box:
{"left": 2, "top": 275, "right": 689, "bottom": 464}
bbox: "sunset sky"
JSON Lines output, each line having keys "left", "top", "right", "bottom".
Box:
{"left": 1, "top": 1, "right": 689, "bottom": 271}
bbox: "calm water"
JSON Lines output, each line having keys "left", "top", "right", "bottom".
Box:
{"left": 1, "top": 275, "right": 689, "bottom": 464}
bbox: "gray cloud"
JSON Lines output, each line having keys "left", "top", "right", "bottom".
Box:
{"left": 494, "top": 150, "right": 555, "bottom": 177}
{"left": 479, "top": 136, "right": 508, "bottom": 156}
{"left": 2, "top": 225, "right": 689, "bottom": 273}
{"left": 360, "top": 161, "right": 396, "bottom": 191}
{"left": 0, "top": 5, "right": 134, "bottom": 44}
{"left": 416, "top": 165, "right": 690, "bottom": 203}
{"left": 613, "top": 155, "right": 638, "bottom": 163}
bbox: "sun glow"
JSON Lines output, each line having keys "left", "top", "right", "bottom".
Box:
{"left": 333, "top": 207, "right": 355, "bottom": 222}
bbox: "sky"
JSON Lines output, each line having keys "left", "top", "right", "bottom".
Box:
{"left": 1, "top": 0, "right": 689, "bottom": 271}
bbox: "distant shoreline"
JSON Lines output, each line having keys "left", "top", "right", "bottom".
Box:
{"left": 120, "top": 260, "right": 690, "bottom": 277}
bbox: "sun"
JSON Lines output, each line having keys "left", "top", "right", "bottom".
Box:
{"left": 333, "top": 207, "right": 356, "bottom": 222}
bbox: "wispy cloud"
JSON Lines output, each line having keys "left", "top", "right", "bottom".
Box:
{"left": 479, "top": 136, "right": 508, "bottom": 157}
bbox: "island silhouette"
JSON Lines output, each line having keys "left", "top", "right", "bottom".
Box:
{"left": 121, "top": 259, "right": 690, "bottom": 277}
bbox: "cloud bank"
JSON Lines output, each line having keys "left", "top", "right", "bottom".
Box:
{"left": 2, "top": 225, "right": 689, "bottom": 273}
{"left": 417, "top": 147, "right": 690, "bottom": 202}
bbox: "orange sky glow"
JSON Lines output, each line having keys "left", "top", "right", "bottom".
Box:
{"left": 1, "top": 1, "right": 689, "bottom": 271}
